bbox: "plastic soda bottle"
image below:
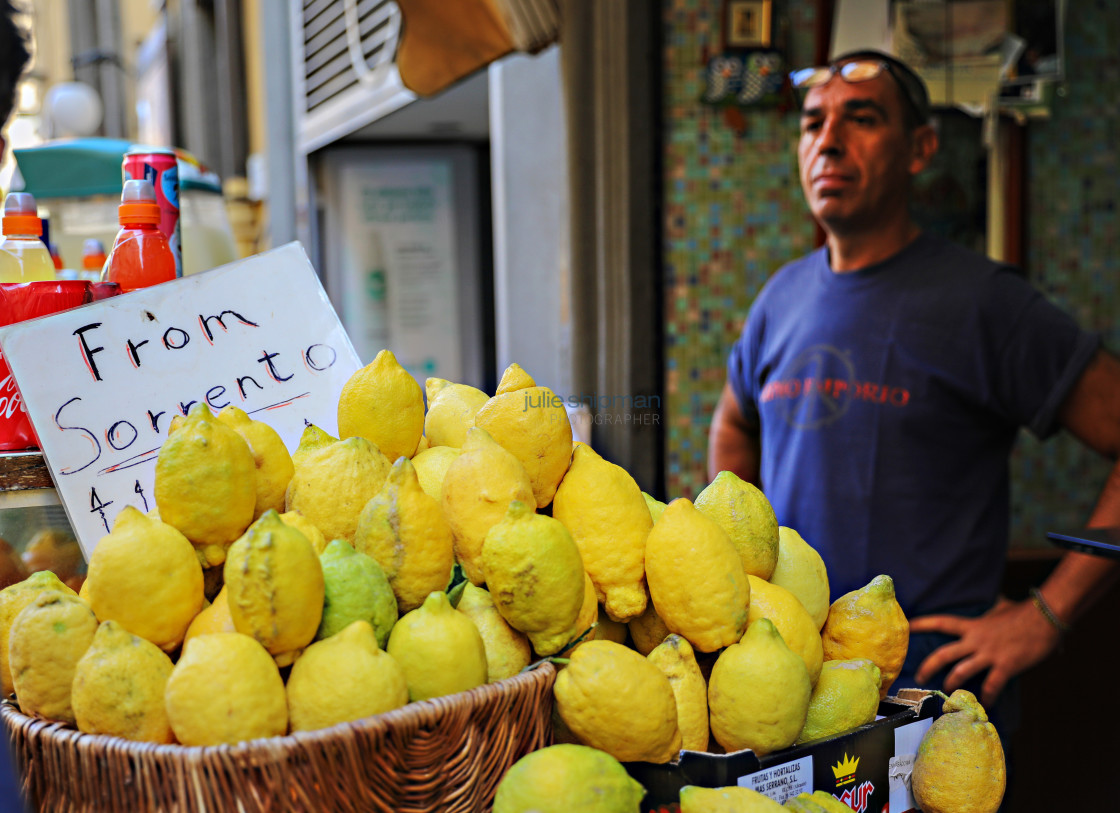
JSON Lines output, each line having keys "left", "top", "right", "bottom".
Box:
{"left": 0, "top": 193, "right": 55, "bottom": 282}
{"left": 102, "top": 180, "right": 177, "bottom": 293}
{"left": 80, "top": 238, "right": 107, "bottom": 282}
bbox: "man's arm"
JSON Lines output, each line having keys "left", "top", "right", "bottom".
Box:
{"left": 708, "top": 382, "right": 761, "bottom": 484}
{"left": 912, "top": 347, "right": 1120, "bottom": 705}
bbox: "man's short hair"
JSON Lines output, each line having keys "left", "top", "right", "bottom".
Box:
{"left": 0, "top": 1, "right": 31, "bottom": 128}
{"left": 832, "top": 49, "right": 932, "bottom": 130}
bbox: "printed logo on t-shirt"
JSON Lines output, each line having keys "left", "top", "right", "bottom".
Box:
{"left": 759, "top": 344, "right": 910, "bottom": 429}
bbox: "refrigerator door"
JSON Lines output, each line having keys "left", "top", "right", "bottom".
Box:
{"left": 319, "top": 147, "right": 489, "bottom": 389}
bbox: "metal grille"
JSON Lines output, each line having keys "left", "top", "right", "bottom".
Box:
{"left": 301, "top": 0, "right": 401, "bottom": 114}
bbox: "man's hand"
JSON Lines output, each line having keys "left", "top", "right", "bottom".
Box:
{"left": 910, "top": 597, "right": 1061, "bottom": 707}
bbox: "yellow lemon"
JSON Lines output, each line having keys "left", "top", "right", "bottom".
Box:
{"left": 317, "top": 538, "right": 397, "bottom": 647}
{"left": 644, "top": 498, "right": 749, "bottom": 652}
{"left": 217, "top": 406, "right": 295, "bottom": 519}
{"left": 554, "top": 640, "right": 682, "bottom": 764}
{"left": 643, "top": 492, "right": 667, "bottom": 523}
{"left": 410, "top": 445, "right": 462, "bottom": 501}
{"left": 456, "top": 582, "right": 532, "bottom": 681}
{"left": 291, "top": 423, "right": 338, "bottom": 468}
{"left": 912, "top": 690, "right": 1006, "bottom": 813}
{"left": 768, "top": 527, "right": 830, "bottom": 630}
{"left": 286, "top": 620, "right": 409, "bottom": 732}
{"left": 165, "top": 632, "right": 288, "bottom": 745}
{"left": 440, "top": 427, "right": 534, "bottom": 585}
{"left": 552, "top": 444, "right": 650, "bottom": 622}
{"left": 648, "top": 634, "right": 709, "bottom": 752}
{"left": 473, "top": 383, "right": 573, "bottom": 508}
{"left": 494, "top": 362, "right": 535, "bottom": 394}
{"left": 745, "top": 575, "right": 823, "bottom": 685}
{"left": 595, "top": 606, "right": 629, "bottom": 645}
{"left": 708, "top": 618, "right": 811, "bottom": 755}
{"left": 694, "top": 471, "right": 779, "bottom": 580}
{"left": 154, "top": 402, "right": 257, "bottom": 564}
{"left": 285, "top": 435, "right": 391, "bottom": 545}
{"left": 354, "top": 456, "right": 454, "bottom": 613}
{"left": 785, "top": 791, "right": 855, "bottom": 813}
{"left": 71, "top": 620, "right": 174, "bottom": 742}
{"left": 628, "top": 590, "right": 672, "bottom": 656}
{"left": 337, "top": 349, "right": 425, "bottom": 461}
{"left": 796, "top": 658, "right": 881, "bottom": 745}
{"left": 9, "top": 591, "right": 98, "bottom": 724}
{"left": 820, "top": 575, "right": 909, "bottom": 698}
{"left": 386, "top": 591, "right": 488, "bottom": 701}
{"left": 481, "top": 501, "right": 585, "bottom": 656}
{"left": 424, "top": 378, "right": 489, "bottom": 448}
{"left": 278, "top": 509, "right": 328, "bottom": 554}
{"left": 0, "top": 571, "right": 77, "bottom": 696}
{"left": 183, "top": 586, "right": 236, "bottom": 645}
{"left": 493, "top": 744, "right": 645, "bottom": 813}
{"left": 559, "top": 572, "right": 600, "bottom": 657}
{"left": 679, "top": 786, "right": 786, "bottom": 812}
{"left": 224, "top": 511, "right": 325, "bottom": 665}
{"left": 84, "top": 506, "right": 205, "bottom": 652}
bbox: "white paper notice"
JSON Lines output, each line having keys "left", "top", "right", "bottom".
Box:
{"left": 890, "top": 717, "right": 934, "bottom": 812}
{"left": 0, "top": 242, "right": 361, "bottom": 559}
{"left": 739, "top": 756, "right": 812, "bottom": 803}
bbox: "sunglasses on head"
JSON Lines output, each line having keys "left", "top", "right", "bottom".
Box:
{"left": 789, "top": 59, "right": 928, "bottom": 125}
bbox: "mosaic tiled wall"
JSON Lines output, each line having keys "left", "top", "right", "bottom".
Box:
{"left": 663, "top": 2, "right": 1120, "bottom": 549}
{"left": 662, "top": 0, "right": 818, "bottom": 499}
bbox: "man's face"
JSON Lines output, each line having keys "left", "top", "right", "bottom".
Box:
{"left": 797, "top": 68, "right": 924, "bottom": 234}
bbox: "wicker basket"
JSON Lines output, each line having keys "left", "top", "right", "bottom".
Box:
{"left": 1, "top": 661, "right": 556, "bottom": 813}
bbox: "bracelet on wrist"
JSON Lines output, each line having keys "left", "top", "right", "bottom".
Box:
{"left": 1029, "top": 587, "right": 1071, "bottom": 636}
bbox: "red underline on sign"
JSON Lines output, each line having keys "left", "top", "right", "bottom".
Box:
{"left": 248, "top": 392, "right": 311, "bottom": 414}
{"left": 98, "top": 447, "right": 160, "bottom": 475}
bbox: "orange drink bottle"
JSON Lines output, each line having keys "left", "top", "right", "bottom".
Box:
{"left": 102, "top": 180, "right": 177, "bottom": 293}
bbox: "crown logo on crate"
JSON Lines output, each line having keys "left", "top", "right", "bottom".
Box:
{"left": 831, "top": 753, "right": 860, "bottom": 786}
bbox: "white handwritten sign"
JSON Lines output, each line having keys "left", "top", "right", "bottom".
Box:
{"left": 0, "top": 242, "right": 361, "bottom": 559}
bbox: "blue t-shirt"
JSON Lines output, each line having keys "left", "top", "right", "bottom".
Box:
{"left": 727, "top": 233, "right": 1099, "bottom": 618}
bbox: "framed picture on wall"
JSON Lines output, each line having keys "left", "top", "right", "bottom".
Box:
{"left": 725, "top": 0, "right": 773, "bottom": 49}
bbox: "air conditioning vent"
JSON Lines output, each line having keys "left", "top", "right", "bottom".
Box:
{"left": 301, "top": 0, "right": 401, "bottom": 114}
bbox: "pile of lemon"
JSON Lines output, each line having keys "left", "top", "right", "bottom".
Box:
{"left": 0, "top": 350, "right": 908, "bottom": 761}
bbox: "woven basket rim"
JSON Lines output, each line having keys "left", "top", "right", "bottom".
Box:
{"left": 1, "top": 659, "right": 556, "bottom": 756}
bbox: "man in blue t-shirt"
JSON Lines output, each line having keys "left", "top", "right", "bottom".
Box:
{"left": 708, "top": 50, "right": 1120, "bottom": 726}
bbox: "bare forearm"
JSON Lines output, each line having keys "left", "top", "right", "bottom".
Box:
{"left": 708, "top": 420, "right": 760, "bottom": 484}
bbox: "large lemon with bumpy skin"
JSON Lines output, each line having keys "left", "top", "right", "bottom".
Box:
{"left": 224, "top": 511, "right": 324, "bottom": 665}
{"left": 290, "top": 423, "right": 337, "bottom": 468}
{"left": 337, "top": 349, "right": 425, "bottom": 461}
{"left": 796, "top": 658, "right": 881, "bottom": 745}
{"left": 708, "top": 618, "right": 810, "bottom": 755}
{"left": 648, "top": 634, "right": 709, "bottom": 752}
{"left": 554, "top": 640, "right": 681, "bottom": 764}
{"left": 820, "top": 574, "right": 909, "bottom": 698}
{"left": 84, "top": 506, "right": 205, "bottom": 652}
{"left": 410, "top": 445, "right": 462, "bottom": 500}
{"left": 644, "top": 498, "right": 749, "bottom": 652}
{"left": 424, "top": 378, "right": 489, "bottom": 449}
{"left": 285, "top": 435, "right": 391, "bottom": 545}
{"left": 694, "top": 471, "right": 779, "bottom": 580}
{"left": 473, "top": 382, "right": 572, "bottom": 509}
{"left": 456, "top": 583, "right": 532, "bottom": 681}
{"left": 183, "top": 586, "right": 236, "bottom": 645}
{"left": 440, "top": 427, "right": 534, "bottom": 585}
{"left": 912, "top": 690, "right": 1006, "bottom": 813}
{"left": 354, "top": 456, "right": 454, "bottom": 613}
{"left": 481, "top": 501, "right": 585, "bottom": 656}
{"left": 745, "top": 575, "right": 823, "bottom": 685}
{"left": 164, "top": 632, "right": 287, "bottom": 745}
{"left": 71, "top": 620, "right": 174, "bottom": 742}
{"left": 386, "top": 591, "right": 488, "bottom": 701}
{"left": 317, "top": 539, "right": 397, "bottom": 647}
{"left": 9, "top": 591, "right": 97, "bottom": 724}
{"left": 493, "top": 744, "right": 645, "bottom": 813}
{"left": 155, "top": 403, "right": 257, "bottom": 565}
{"left": 286, "top": 620, "right": 409, "bottom": 732}
{"left": 217, "top": 406, "right": 295, "bottom": 519}
{"left": 494, "top": 362, "right": 535, "bottom": 395}
{"left": 0, "top": 571, "right": 77, "bottom": 696}
{"left": 679, "top": 786, "right": 785, "bottom": 812}
{"left": 768, "top": 526, "right": 830, "bottom": 630}
{"left": 552, "top": 444, "right": 650, "bottom": 622}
